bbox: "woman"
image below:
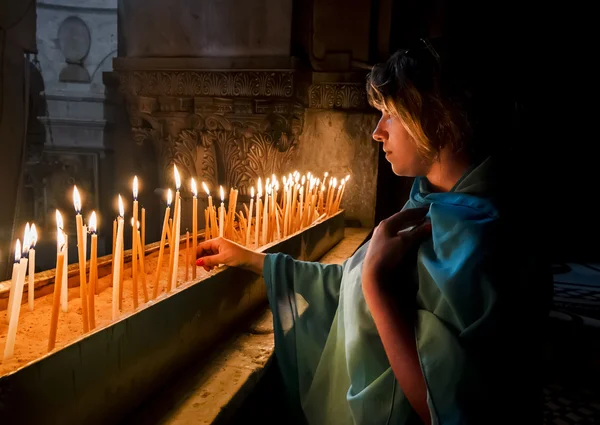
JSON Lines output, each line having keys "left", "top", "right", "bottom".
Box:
{"left": 196, "top": 40, "right": 548, "bottom": 424}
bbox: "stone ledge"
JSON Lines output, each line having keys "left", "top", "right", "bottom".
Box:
{"left": 122, "top": 228, "right": 370, "bottom": 425}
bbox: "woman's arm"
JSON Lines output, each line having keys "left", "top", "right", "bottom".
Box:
{"left": 363, "top": 278, "right": 431, "bottom": 425}
{"left": 361, "top": 208, "right": 432, "bottom": 424}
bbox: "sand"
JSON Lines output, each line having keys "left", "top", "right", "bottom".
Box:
{"left": 0, "top": 245, "right": 210, "bottom": 377}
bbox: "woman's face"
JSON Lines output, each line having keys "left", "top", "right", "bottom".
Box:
{"left": 372, "top": 111, "right": 430, "bottom": 177}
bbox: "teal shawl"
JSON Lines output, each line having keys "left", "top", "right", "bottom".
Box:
{"left": 263, "top": 158, "right": 541, "bottom": 424}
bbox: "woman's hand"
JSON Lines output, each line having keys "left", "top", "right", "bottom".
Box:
{"left": 362, "top": 207, "right": 432, "bottom": 292}
{"left": 196, "top": 237, "right": 266, "bottom": 275}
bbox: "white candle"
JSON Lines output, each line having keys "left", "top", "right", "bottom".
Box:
{"left": 3, "top": 236, "right": 29, "bottom": 360}
{"left": 6, "top": 240, "right": 21, "bottom": 324}
{"left": 246, "top": 187, "right": 254, "bottom": 247}
{"left": 112, "top": 196, "right": 124, "bottom": 320}
{"left": 219, "top": 185, "right": 225, "bottom": 238}
{"left": 28, "top": 224, "right": 37, "bottom": 311}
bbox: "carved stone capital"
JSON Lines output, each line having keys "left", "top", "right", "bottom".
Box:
{"left": 308, "top": 83, "right": 368, "bottom": 110}
{"left": 118, "top": 70, "right": 294, "bottom": 99}
{"left": 118, "top": 68, "right": 303, "bottom": 194}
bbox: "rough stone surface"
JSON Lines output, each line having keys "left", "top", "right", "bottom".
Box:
{"left": 122, "top": 228, "right": 370, "bottom": 425}
{"left": 293, "top": 110, "right": 379, "bottom": 228}
{"left": 118, "top": 0, "right": 293, "bottom": 57}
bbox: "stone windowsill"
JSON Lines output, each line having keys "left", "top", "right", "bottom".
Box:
{"left": 121, "top": 228, "right": 370, "bottom": 425}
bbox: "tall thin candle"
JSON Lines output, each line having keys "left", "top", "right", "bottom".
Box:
{"left": 56, "top": 210, "right": 69, "bottom": 312}
{"left": 4, "top": 233, "right": 29, "bottom": 360}
{"left": 28, "top": 224, "right": 37, "bottom": 311}
{"left": 132, "top": 176, "right": 139, "bottom": 309}
{"left": 191, "top": 178, "right": 198, "bottom": 279}
{"left": 88, "top": 212, "right": 97, "bottom": 330}
{"left": 219, "top": 186, "right": 225, "bottom": 238}
{"left": 73, "top": 186, "right": 90, "bottom": 333}
{"left": 153, "top": 189, "right": 172, "bottom": 299}
{"left": 48, "top": 230, "right": 65, "bottom": 352}
{"left": 112, "top": 196, "right": 124, "bottom": 320}
{"left": 169, "top": 165, "right": 182, "bottom": 292}
{"left": 246, "top": 187, "right": 254, "bottom": 247}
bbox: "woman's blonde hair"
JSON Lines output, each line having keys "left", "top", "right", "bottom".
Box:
{"left": 366, "top": 42, "right": 471, "bottom": 162}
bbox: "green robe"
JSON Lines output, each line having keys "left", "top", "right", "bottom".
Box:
{"left": 263, "top": 158, "right": 547, "bottom": 424}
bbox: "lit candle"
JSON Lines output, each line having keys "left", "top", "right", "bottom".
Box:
{"left": 246, "top": 187, "right": 254, "bottom": 247}
{"left": 132, "top": 176, "right": 139, "bottom": 310}
{"left": 6, "top": 241, "right": 20, "bottom": 325}
{"left": 73, "top": 186, "right": 90, "bottom": 333}
{"left": 112, "top": 195, "right": 124, "bottom": 320}
{"left": 28, "top": 224, "right": 37, "bottom": 311}
{"left": 168, "top": 165, "right": 182, "bottom": 292}
{"left": 191, "top": 178, "right": 198, "bottom": 279}
{"left": 56, "top": 210, "right": 69, "bottom": 312}
{"left": 255, "top": 179, "right": 262, "bottom": 247}
{"left": 48, "top": 230, "right": 65, "bottom": 352}
{"left": 219, "top": 186, "right": 225, "bottom": 238}
{"left": 4, "top": 231, "right": 29, "bottom": 360}
{"left": 88, "top": 212, "right": 98, "bottom": 330}
{"left": 153, "top": 189, "right": 172, "bottom": 299}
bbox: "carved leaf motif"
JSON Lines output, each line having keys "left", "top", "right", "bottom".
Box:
{"left": 173, "top": 130, "right": 199, "bottom": 181}
{"left": 132, "top": 128, "right": 158, "bottom": 147}
{"left": 176, "top": 72, "right": 200, "bottom": 96}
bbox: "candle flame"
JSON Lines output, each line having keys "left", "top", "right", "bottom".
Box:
{"left": 133, "top": 176, "right": 139, "bottom": 200}
{"left": 257, "top": 177, "right": 262, "bottom": 195}
{"left": 191, "top": 178, "right": 198, "bottom": 197}
{"left": 89, "top": 211, "right": 97, "bottom": 233}
{"left": 333, "top": 177, "right": 337, "bottom": 187}
{"left": 282, "top": 176, "right": 287, "bottom": 185}
{"left": 73, "top": 185, "right": 82, "bottom": 213}
{"left": 30, "top": 224, "right": 37, "bottom": 248}
{"left": 56, "top": 210, "right": 63, "bottom": 231}
{"left": 167, "top": 189, "right": 173, "bottom": 206}
{"left": 174, "top": 165, "right": 181, "bottom": 190}
{"left": 23, "top": 223, "right": 30, "bottom": 251}
{"left": 272, "top": 174, "right": 276, "bottom": 184}
{"left": 202, "top": 182, "right": 210, "bottom": 196}
{"left": 324, "top": 172, "right": 329, "bottom": 178}
{"left": 14, "top": 239, "right": 21, "bottom": 262}
{"left": 118, "top": 195, "right": 124, "bottom": 217}
{"left": 220, "top": 186, "right": 224, "bottom": 202}
{"left": 251, "top": 186, "right": 255, "bottom": 198}
{"left": 301, "top": 175, "right": 306, "bottom": 185}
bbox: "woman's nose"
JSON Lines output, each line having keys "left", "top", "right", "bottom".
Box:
{"left": 372, "top": 119, "right": 387, "bottom": 143}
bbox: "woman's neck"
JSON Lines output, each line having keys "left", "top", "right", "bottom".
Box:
{"left": 425, "top": 149, "right": 471, "bottom": 192}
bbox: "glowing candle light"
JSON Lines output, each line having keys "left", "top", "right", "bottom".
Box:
{"left": 132, "top": 176, "right": 139, "bottom": 309}
{"left": 191, "top": 178, "right": 198, "bottom": 279}
{"left": 73, "top": 186, "right": 90, "bottom": 333}
{"left": 6, "top": 240, "right": 21, "bottom": 325}
{"left": 88, "top": 211, "right": 98, "bottom": 330}
{"left": 28, "top": 224, "right": 37, "bottom": 311}
{"left": 169, "top": 165, "right": 182, "bottom": 292}
{"left": 219, "top": 186, "right": 225, "bottom": 238}
{"left": 112, "top": 195, "right": 124, "bottom": 320}
{"left": 56, "top": 210, "right": 69, "bottom": 312}
{"left": 48, "top": 230, "right": 65, "bottom": 352}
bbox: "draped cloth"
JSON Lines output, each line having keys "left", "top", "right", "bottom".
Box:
{"left": 263, "top": 158, "right": 545, "bottom": 424}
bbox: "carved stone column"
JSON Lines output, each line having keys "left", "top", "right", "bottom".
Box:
{"left": 115, "top": 59, "right": 304, "bottom": 196}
